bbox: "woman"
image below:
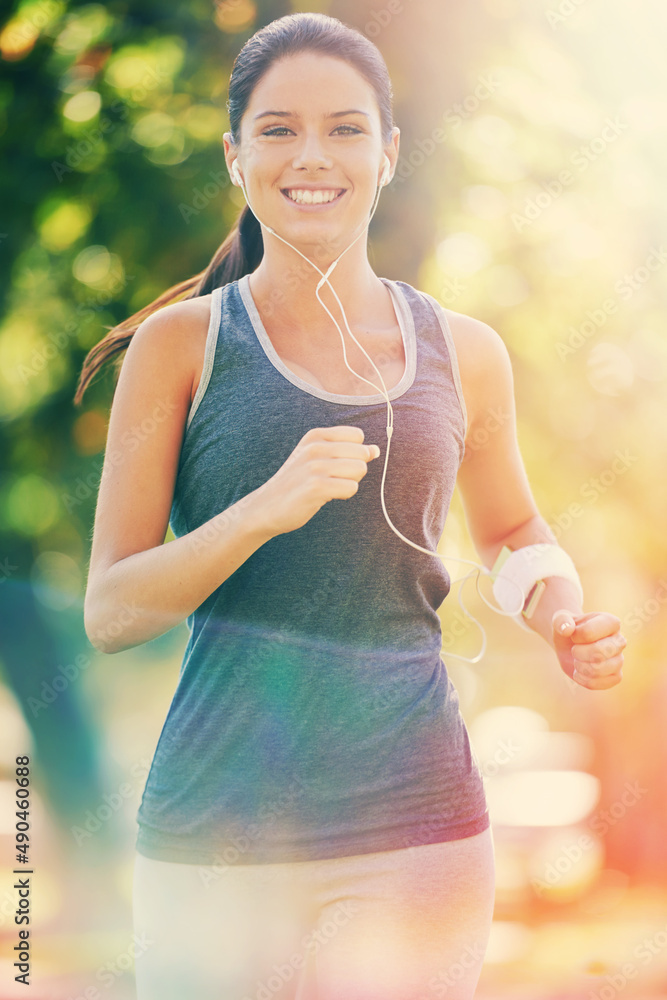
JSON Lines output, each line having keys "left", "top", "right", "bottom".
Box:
{"left": 80, "top": 12, "right": 626, "bottom": 1000}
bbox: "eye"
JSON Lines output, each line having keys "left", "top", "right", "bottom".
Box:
{"left": 333, "top": 124, "right": 362, "bottom": 135}
{"left": 262, "top": 125, "right": 293, "bottom": 137}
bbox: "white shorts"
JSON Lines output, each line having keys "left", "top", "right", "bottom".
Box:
{"left": 132, "top": 827, "right": 495, "bottom": 1000}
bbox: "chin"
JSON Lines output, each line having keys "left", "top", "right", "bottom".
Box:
{"left": 277, "top": 211, "right": 359, "bottom": 256}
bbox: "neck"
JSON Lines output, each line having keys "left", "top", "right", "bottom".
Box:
{"left": 248, "top": 224, "right": 384, "bottom": 332}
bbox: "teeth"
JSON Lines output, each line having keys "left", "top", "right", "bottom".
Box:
{"left": 285, "top": 189, "right": 341, "bottom": 205}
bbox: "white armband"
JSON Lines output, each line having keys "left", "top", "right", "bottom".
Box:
{"left": 489, "top": 543, "right": 584, "bottom": 632}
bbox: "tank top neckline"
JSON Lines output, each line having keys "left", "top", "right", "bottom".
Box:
{"left": 237, "top": 273, "right": 418, "bottom": 406}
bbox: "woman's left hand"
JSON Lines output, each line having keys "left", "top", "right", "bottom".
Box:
{"left": 552, "top": 610, "right": 626, "bottom": 689}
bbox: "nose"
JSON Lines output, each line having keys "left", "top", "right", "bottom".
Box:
{"left": 291, "top": 130, "right": 333, "bottom": 172}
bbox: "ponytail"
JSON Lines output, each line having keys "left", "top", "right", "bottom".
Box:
{"left": 73, "top": 204, "right": 263, "bottom": 406}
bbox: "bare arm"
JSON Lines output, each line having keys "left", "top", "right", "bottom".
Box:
{"left": 83, "top": 299, "right": 274, "bottom": 655}
{"left": 83, "top": 297, "right": 380, "bottom": 655}
{"left": 451, "top": 313, "right": 584, "bottom": 646}
{"left": 450, "top": 312, "right": 625, "bottom": 689}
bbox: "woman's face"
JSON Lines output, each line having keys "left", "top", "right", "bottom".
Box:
{"left": 224, "top": 51, "right": 399, "bottom": 254}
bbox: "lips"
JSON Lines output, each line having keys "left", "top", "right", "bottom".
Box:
{"left": 281, "top": 188, "right": 347, "bottom": 207}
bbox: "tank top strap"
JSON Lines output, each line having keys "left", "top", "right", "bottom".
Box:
{"left": 389, "top": 280, "right": 468, "bottom": 449}
{"left": 186, "top": 284, "right": 224, "bottom": 435}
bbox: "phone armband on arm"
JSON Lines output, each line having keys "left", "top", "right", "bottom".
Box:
{"left": 489, "top": 543, "right": 583, "bottom": 631}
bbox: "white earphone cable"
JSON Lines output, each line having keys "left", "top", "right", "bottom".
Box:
{"left": 232, "top": 160, "right": 526, "bottom": 662}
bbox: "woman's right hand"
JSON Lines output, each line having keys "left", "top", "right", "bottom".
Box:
{"left": 251, "top": 425, "right": 381, "bottom": 537}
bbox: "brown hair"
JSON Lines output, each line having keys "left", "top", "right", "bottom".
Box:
{"left": 74, "top": 12, "right": 395, "bottom": 405}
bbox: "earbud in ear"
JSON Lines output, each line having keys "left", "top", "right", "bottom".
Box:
{"left": 380, "top": 155, "right": 391, "bottom": 187}
{"left": 231, "top": 162, "right": 244, "bottom": 187}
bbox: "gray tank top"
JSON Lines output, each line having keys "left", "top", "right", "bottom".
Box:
{"left": 135, "top": 274, "right": 489, "bottom": 865}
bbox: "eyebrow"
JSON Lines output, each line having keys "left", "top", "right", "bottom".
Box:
{"left": 253, "top": 109, "right": 371, "bottom": 121}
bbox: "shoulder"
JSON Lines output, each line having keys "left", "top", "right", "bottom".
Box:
{"left": 134, "top": 292, "right": 214, "bottom": 340}
{"left": 439, "top": 305, "right": 514, "bottom": 431}
{"left": 129, "top": 293, "right": 216, "bottom": 406}
{"left": 399, "top": 281, "right": 511, "bottom": 377}
{"left": 441, "top": 306, "right": 512, "bottom": 373}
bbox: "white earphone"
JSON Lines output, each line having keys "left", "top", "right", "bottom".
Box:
{"left": 380, "top": 154, "right": 391, "bottom": 187}
{"left": 226, "top": 152, "right": 527, "bottom": 662}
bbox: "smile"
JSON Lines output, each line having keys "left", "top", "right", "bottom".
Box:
{"left": 281, "top": 188, "right": 346, "bottom": 206}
